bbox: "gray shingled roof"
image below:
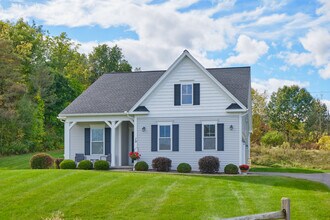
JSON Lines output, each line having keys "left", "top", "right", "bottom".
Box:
{"left": 60, "top": 67, "right": 250, "bottom": 115}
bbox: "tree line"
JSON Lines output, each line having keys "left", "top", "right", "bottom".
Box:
{"left": 0, "top": 19, "right": 132, "bottom": 155}
{"left": 252, "top": 86, "right": 330, "bottom": 149}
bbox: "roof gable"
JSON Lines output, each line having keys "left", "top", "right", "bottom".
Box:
{"left": 129, "top": 50, "right": 247, "bottom": 112}
{"left": 59, "top": 51, "right": 250, "bottom": 116}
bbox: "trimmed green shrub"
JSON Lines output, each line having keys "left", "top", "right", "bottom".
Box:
{"left": 152, "top": 157, "right": 172, "bottom": 172}
{"left": 224, "top": 164, "right": 238, "bottom": 174}
{"left": 135, "top": 161, "right": 149, "bottom": 171}
{"left": 78, "top": 160, "right": 93, "bottom": 170}
{"left": 30, "top": 153, "right": 54, "bottom": 169}
{"left": 94, "top": 160, "right": 109, "bottom": 170}
{"left": 177, "top": 163, "right": 192, "bottom": 173}
{"left": 54, "top": 158, "right": 64, "bottom": 169}
{"left": 198, "top": 156, "right": 219, "bottom": 173}
{"left": 261, "top": 131, "right": 285, "bottom": 147}
{"left": 60, "top": 159, "right": 76, "bottom": 169}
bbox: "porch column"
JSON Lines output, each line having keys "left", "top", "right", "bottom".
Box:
{"left": 64, "top": 121, "right": 70, "bottom": 159}
{"left": 134, "top": 116, "right": 138, "bottom": 151}
{"left": 111, "top": 121, "right": 116, "bottom": 166}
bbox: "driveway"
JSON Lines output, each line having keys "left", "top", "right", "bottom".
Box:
{"left": 252, "top": 172, "right": 330, "bottom": 188}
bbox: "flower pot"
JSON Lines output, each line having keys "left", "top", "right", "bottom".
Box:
{"left": 240, "top": 169, "right": 249, "bottom": 175}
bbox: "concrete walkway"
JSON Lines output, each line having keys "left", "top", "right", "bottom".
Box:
{"left": 251, "top": 172, "right": 330, "bottom": 188}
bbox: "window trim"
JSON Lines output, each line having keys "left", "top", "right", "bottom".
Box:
{"left": 90, "top": 126, "right": 105, "bottom": 155}
{"left": 181, "top": 83, "right": 193, "bottom": 105}
{"left": 202, "top": 122, "right": 217, "bottom": 151}
{"left": 158, "top": 122, "right": 172, "bottom": 151}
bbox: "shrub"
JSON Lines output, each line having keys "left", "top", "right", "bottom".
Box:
{"left": 152, "top": 157, "right": 172, "bottom": 172}
{"left": 54, "top": 158, "right": 64, "bottom": 169}
{"left": 177, "top": 163, "right": 192, "bottom": 173}
{"left": 198, "top": 156, "right": 219, "bottom": 173}
{"left": 94, "top": 160, "right": 109, "bottom": 170}
{"left": 239, "top": 164, "right": 250, "bottom": 171}
{"left": 135, "top": 161, "right": 149, "bottom": 171}
{"left": 78, "top": 160, "right": 93, "bottom": 170}
{"left": 59, "top": 159, "right": 76, "bottom": 169}
{"left": 261, "top": 131, "right": 285, "bottom": 147}
{"left": 30, "top": 153, "right": 54, "bottom": 169}
{"left": 224, "top": 164, "right": 238, "bottom": 174}
{"left": 318, "top": 136, "right": 330, "bottom": 151}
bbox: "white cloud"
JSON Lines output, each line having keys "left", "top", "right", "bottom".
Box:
{"left": 283, "top": 28, "right": 330, "bottom": 79}
{"left": 321, "top": 99, "right": 330, "bottom": 111}
{"left": 252, "top": 78, "right": 310, "bottom": 97}
{"left": 318, "top": 64, "right": 330, "bottom": 79}
{"left": 224, "top": 35, "right": 268, "bottom": 65}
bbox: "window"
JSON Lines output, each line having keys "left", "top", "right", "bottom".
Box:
{"left": 91, "top": 128, "right": 104, "bottom": 154}
{"left": 159, "top": 125, "right": 172, "bottom": 150}
{"left": 203, "top": 124, "right": 216, "bottom": 150}
{"left": 181, "top": 84, "right": 193, "bottom": 104}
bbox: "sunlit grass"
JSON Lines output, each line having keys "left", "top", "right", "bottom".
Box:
{"left": 0, "top": 170, "right": 329, "bottom": 219}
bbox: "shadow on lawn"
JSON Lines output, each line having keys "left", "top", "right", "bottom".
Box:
{"left": 189, "top": 175, "right": 330, "bottom": 192}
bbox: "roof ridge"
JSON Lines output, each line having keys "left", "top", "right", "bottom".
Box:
{"left": 206, "top": 66, "right": 250, "bottom": 70}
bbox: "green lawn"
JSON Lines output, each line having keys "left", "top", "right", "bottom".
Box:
{"left": 0, "top": 150, "right": 63, "bottom": 170}
{"left": 0, "top": 152, "right": 329, "bottom": 219}
{"left": 0, "top": 170, "right": 329, "bottom": 220}
{"left": 250, "top": 166, "right": 330, "bottom": 173}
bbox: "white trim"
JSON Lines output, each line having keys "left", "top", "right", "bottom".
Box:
{"left": 129, "top": 50, "right": 247, "bottom": 113}
{"left": 157, "top": 122, "right": 172, "bottom": 151}
{"left": 181, "top": 83, "right": 193, "bottom": 105}
{"left": 226, "top": 109, "right": 248, "bottom": 113}
{"left": 118, "top": 123, "right": 122, "bottom": 166}
{"left": 111, "top": 120, "right": 116, "bottom": 166}
{"left": 202, "top": 122, "right": 217, "bottom": 151}
{"left": 90, "top": 127, "right": 105, "bottom": 156}
{"left": 239, "top": 115, "right": 242, "bottom": 165}
{"left": 134, "top": 116, "right": 138, "bottom": 152}
{"left": 69, "top": 121, "right": 77, "bottom": 130}
{"left": 64, "top": 121, "right": 70, "bottom": 159}
{"left": 59, "top": 112, "right": 149, "bottom": 118}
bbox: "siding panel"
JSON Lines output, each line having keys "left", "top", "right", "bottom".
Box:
{"left": 137, "top": 116, "right": 239, "bottom": 171}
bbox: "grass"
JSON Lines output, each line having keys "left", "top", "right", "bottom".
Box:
{"left": 250, "top": 166, "right": 330, "bottom": 173}
{"left": 0, "top": 150, "right": 63, "bottom": 170}
{"left": 251, "top": 145, "right": 330, "bottom": 170}
{"left": 0, "top": 170, "right": 329, "bottom": 220}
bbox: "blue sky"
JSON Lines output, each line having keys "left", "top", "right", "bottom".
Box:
{"left": 1, "top": 0, "right": 330, "bottom": 109}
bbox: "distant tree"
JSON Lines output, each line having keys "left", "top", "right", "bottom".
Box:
{"left": 267, "top": 85, "right": 314, "bottom": 143}
{"left": 88, "top": 44, "right": 132, "bottom": 83}
{"left": 251, "top": 89, "right": 269, "bottom": 144}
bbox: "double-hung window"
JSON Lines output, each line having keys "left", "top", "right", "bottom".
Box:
{"left": 181, "top": 84, "right": 193, "bottom": 105}
{"left": 159, "top": 124, "right": 172, "bottom": 151}
{"left": 203, "top": 124, "right": 216, "bottom": 150}
{"left": 91, "top": 128, "right": 104, "bottom": 154}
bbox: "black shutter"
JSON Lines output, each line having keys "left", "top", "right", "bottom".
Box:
{"left": 193, "top": 83, "right": 200, "bottom": 105}
{"left": 217, "top": 123, "right": 224, "bottom": 151}
{"left": 195, "top": 124, "right": 202, "bottom": 151}
{"left": 174, "top": 84, "right": 181, "bottom": 106}
{"left": 151, "top": 125, "right": 158, "bottom": 151}
{"left": 105, "top": 128, "right": 111, "bottom": 155}
{"left": 85, "top": 128, "right": 90, "bottom": 155}
{"left": 172, "top": 124, "right": 179, "bottom": 151}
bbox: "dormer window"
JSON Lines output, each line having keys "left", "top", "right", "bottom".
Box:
{"left": 174, "top": 83, "right": 200, "bottom": 106}
{"left": 181, "top": 84, "right": 193, "bottom": 105}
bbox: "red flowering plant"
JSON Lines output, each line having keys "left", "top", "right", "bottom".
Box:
{"left": 129, "top": 152, "right": 141, "bottom": 161}
{"left": 239, "top": 164, "right": 249, "bottom": 171}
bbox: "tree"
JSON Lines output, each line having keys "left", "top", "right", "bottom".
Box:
{"left": 88, "top": 44, "right": 132, "bottom": 83}
{"left": 251, "top": 89, "right": 269, "bottom": 144}
{"left": 267, "top": 85, "right": 314, "bottom": 143}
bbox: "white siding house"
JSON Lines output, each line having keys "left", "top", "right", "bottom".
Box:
{"left": 58, "top": 50, "right": 251, "bottom": 171}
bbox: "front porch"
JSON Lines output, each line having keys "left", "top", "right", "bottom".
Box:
{"left": 63, "top": 116, "right": 137, "bottom": 167}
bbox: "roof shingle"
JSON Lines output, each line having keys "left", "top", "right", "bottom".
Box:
{"left": 59, "top": 67, "right": 250, "bottom": 115}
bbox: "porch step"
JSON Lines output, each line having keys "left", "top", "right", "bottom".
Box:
{"left": 111, "top": 166, "right": 133, "bottom": 170}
